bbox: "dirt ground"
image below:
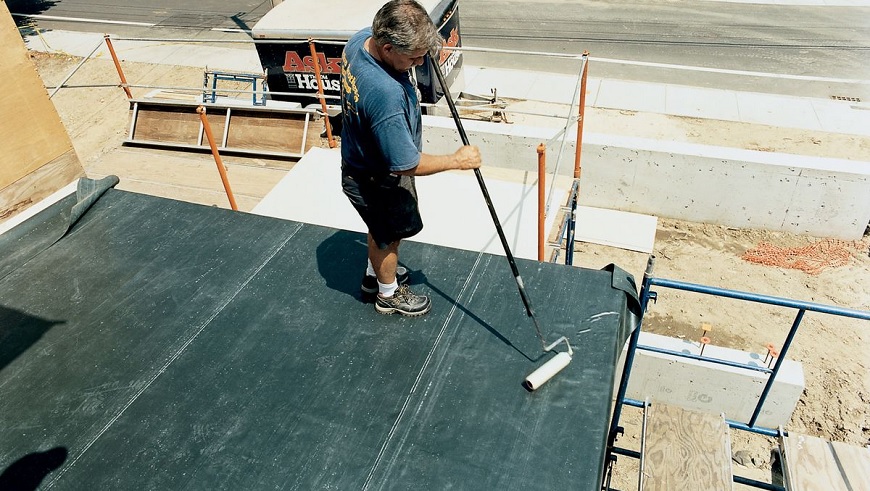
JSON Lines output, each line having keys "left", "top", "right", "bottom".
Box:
{"left": 31, "top": 51, "right": 870, "bottom": 489}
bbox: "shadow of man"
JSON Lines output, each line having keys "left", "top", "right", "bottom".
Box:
{"left": 0, "top": 447, "right": 68, "bottom": 491}
{"left": 0, "top": 305, "right": 64, "bottom": 373}
{"left": 315, "top": 230, "right": 370, "bottom": 300}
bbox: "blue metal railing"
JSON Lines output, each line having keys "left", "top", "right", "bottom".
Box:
{"left": 643, "top": 275, "right": 869, "bottom": 428}
{"left": 605, "top": 255, "right": 870, "bottom": 490}
{"left": 548, "top": 179, "right": 580, "bottom": 266}
{"left": 203, "top": 70, "right": 266, "bottom": 106}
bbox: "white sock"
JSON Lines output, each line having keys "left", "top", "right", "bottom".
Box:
{"left": 378, "top": 280, "right": 398, "bottom": 298}
{"left": 366, "top": 259, "right": 376, "bottom": 277}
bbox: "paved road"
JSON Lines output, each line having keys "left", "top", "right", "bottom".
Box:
{"left": 8, "top": 0, "right": 870, "bottom": 99}
{"left": 7, "top": 0, "right": 272, "bottom": 30}
{"left": 460, "top": 0, "right": 870, "bottom": 99}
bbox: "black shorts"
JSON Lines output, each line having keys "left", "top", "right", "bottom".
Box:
{"left": 341, "top": 165, "right": 423, "bottom": 249}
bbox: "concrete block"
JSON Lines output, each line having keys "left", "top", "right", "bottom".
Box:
{"left": 623, "top": 332, "right": 804, "bottom": 428}
{"left": 422, "top": 116, "right": 870, "bottom": 239}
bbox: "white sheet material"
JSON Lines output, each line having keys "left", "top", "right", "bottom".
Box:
{"left": 252, "top": 147, "right": 564, "bottom": 261}
{"left": 571, "top": 206, "right": 658, "bottom": 254}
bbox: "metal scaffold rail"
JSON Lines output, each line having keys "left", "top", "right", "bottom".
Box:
{"left": 605, "top": 255, "right": 870, "bottom": 491}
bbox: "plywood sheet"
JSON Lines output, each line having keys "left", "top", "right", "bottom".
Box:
{"left": 0, "top": 1, "right": 82, "bottom": 191}
{"left": 830, "top": 440, "right": 870, "bottom": 490}
{"left": 128, "top": 100, "right": 321, "bottom": 156}
{"left": 0, "top": 150, "right": 84, "bottom": 224}
{"left": 781, "top": 434, "right": 854, "bottom": 491}
{"left": 642, "top": 402, "right": 733, "bottom": 491}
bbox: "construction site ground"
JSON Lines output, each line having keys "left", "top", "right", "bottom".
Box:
{"left": 32, "top": 51, "right": 870, "bottom": 489}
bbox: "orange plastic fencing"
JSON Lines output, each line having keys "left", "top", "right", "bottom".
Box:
{"left": 741, "top": 238, "right": 867, "bottom": 275}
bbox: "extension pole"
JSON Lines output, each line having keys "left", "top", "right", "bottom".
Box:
{"left": 309, "top": 39, "right": 336, "bottom": 148}
{"left": 104, "top": 35, "right": 133, "bottom": 99}
{"left": 574, "top": 52, "right": 589, "bottom": 179}
{"left": 197, "top": 106, "right": 239, "bottom": 211}
{"left": 428, "top": 55, "right": 548, "bottom": 349}
{"left": 537, "top": 144, "right": 546, "bottom": 262}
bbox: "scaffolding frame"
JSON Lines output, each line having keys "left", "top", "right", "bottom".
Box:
{"left": 603, "top": 255, "right": 870, "bottom": 490}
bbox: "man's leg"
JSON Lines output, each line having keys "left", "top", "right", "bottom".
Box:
{"left": 368, "top": 233, "right": 431, "bottom": 316}
{"left": 368, "top": 233, "right": 399, "bottom": 285}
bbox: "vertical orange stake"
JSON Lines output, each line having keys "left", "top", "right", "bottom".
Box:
{"left": 764, "top": 343, "right": 779, "bottom": 366}
{"left": 699, "top": 336, "right": 711, "bottom": 357}
{"left": 537, "top": 143, "right": 546, "bottom": 262}
{"left": 104, "top": 34, "right": 132, "bottom": 99}
{"left": 309, "top": 38, "right": 337, "bottom": 148}
{"left": 573, "top": 51, "right": 589, "bottom": 179}
{"left": 197, "top": 106, "right": 239, "bottom": 211}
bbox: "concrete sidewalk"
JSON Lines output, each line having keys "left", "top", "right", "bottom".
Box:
{"left": 24, "top": 29, "right": 870, "bottom": 137}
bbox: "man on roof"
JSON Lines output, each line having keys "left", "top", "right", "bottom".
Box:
{"left": 340, "top": 0, "right": 481, "bottom": 317}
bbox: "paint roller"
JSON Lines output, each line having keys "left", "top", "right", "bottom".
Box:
{"left": 427, "top": 54, "right": 573, "bottom": 391}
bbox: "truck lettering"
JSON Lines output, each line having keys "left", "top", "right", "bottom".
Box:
{"left": 283, "top": 51, "right": 342, "bottom": 74}
{"left": 441, "top": 49, "right": 460, "bottom": 78}
{"left": 438, "top": 28, "right": 460, "bottom": 65}
{"left": 292, "top": 73, "right": 340, "bottom": 93}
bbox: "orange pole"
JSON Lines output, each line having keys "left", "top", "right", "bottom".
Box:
{"left": 104, "top": 35, "right": 132, "bottom": 99}
{"left": 537, "top": 143, "right": 546, "bottom": 262}
{"left": 197, "top": 106, "right": 239, "bottom": 211}
{"left": 309, "top": 39, "right": 337, "bottom": 148}
{"left": 699, "top": 336, "right": 711, "bottom": 357}
{"left": 573, "top": 51, "right": 589, "bottom": 179}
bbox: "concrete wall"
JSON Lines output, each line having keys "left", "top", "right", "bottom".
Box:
{"left": 423, "top": 116, "right": 870, "bottom": 239}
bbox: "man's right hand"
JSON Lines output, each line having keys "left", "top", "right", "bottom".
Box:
{"left": 454, "top": 145, "right": 482, "bottom": 170}
{"left": 410, "top": 146, "right": 483, "bottom": 176}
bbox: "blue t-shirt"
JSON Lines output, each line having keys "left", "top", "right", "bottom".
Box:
{"left": 340, "top": 27, "right": 422, "bottom": 174}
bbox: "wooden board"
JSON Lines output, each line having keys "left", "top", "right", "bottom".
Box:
{"left": 0, "top": 150, "right": 84, "bottom": 223}
{"left": 0, "top": 1, "right": 84, "bottom": 219}
{"left": 0, "top": 1, "right": 77, "bottom": 188}
{"left": 830, "top": 441, "right": 870, "bottom": 490}
{"left": 781, "top": 433, "right": 866, "bottom": 491}
{"left": 642, "top": 402, "right": 733, "bottom": 490}
{"left": 225, "top": 109, "right": 311, "bottom": 153}
{"left": 127, "top": 99, "right": 321, "bottom": 158}
{"left": 133, "top": 105, "right": 203, "bottom": 145}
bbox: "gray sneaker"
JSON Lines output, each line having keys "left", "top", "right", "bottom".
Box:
{"left": 375, "top": 284, "right": 432, "bottom": 316}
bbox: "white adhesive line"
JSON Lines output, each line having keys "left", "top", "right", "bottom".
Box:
{"left": 363, "top": 253, "right": 486, "bottom": 490}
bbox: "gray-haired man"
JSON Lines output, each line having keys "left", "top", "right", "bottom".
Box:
{"left": 340, "top": 0, "right": 481, "bottom": 316}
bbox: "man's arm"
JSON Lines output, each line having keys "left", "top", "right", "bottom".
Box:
{"left": 395, "top": 145, "right": 482, "bottom": 176}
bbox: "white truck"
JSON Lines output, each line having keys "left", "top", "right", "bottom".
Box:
{"left": 250, "top": 0, "right": 464, "bottom": 110}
